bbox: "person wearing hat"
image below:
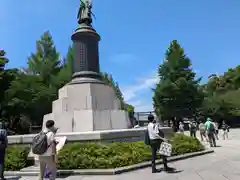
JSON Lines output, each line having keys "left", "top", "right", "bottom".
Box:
{"left": 38, "top": 120, "right": 58, "bottom": 180}
{"left": 147, "top": 113, "right": 171, "bottom": 173}
{"left": 205, "top": 117, "right": 216, "bottom": 147}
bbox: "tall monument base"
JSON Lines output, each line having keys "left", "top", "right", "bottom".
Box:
{"left": 42, "top": 81, "right": 131, "bottom": 133}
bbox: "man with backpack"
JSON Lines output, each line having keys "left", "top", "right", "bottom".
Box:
{"left": 32, "top": 120, "right": 57, "bottom": 180}
{"left": 0, "top": 122, "right": 7, "bottom": 180}
{"left": 145, "top": 114, "right": 171, "bottom": 173}
{"left": 205, "top": 117, "right": 216, "bottom": 147}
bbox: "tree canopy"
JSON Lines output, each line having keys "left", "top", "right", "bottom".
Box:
{"left": 153, "top": 40, "right": 204, "bottom": 120}
{"left": 202, "top": 67, "right": 240, "bottom": 121}
{"left": 153, "top": 40, "right": 240, "bottom": 126}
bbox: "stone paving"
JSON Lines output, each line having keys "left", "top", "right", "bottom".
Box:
{"left": 14, "top": 129, "right": 240, "bottom": 180}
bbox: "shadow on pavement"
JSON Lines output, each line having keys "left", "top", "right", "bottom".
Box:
{"left": 159, "top": 167, "right": 183, "bottom": 174}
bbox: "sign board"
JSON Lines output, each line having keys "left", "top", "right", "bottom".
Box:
{"left": 158, "top": 142, "right": 172, "bottom": 157}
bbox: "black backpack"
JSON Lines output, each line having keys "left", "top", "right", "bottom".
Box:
{"left": 208, "top": 123, "right": 215, "bottom": 133}
{"left": 32, "top": 131, "right": 49, "bottom": 155}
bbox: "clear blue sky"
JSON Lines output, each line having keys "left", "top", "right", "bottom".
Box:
{"left": 1, "top": 0, "right": 240, "bottom": 111}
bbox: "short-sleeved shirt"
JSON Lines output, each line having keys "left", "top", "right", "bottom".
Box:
{"left": 213, "top": 122, "right": 219, "bottom": 130}
{"left": 205, "top": 121, "right": 211, "bottom": 130}
{"left": 199, "top": 123, "right": 205, "bottom": 132}
{"left": 147, "top": 122, "right": 161, "bottom": 140}
{"left": 39, "top": 130, "right": 55, "bottom": 156}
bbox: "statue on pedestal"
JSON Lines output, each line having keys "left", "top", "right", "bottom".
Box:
{"left": 77, "top": 0, "right": 95, "bottom": 25}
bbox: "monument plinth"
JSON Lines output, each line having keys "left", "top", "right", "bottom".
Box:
{"left": 42, "top": 0, "right": 131, "bottom": 132}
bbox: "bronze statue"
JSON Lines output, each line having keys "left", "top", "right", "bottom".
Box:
{"left": 77, "top": 0, "right": 95, "bottom": 25}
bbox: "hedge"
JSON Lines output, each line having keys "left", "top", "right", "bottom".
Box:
{"left": 57, "top": 134, "right": 204, "bottom": 169}
{"left": 4, "top": 134, "right": 204, "bottom": 170}
{"left": 5, "top": 145, "right": 30, "bottom": 171}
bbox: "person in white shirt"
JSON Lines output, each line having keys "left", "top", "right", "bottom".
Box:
{"left": 38, "top": 120, "right": 57, "bottom": 180}
{"left": 179, "top": 122, "right": 184, "bottom": 133}
{"left": 213, "top": 120, "right": 219, "bottom": 140}
{"left": 147, "top": 114, "right": 171, "bottom": 173}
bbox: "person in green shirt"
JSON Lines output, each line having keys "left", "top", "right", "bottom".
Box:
{"left": 205, "top": 118, "right": 211, "bottom": 129}
{"left": 205, "top": 117, "right": 216, "bottom": 147}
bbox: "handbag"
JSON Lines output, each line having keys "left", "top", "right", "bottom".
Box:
{"left": 158, "top": 142, "right": 172, "bottom": 157}
{"left": 144, "top": 130, "right": 150, "bottom": 146}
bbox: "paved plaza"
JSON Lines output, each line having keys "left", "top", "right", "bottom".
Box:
{"left": 17, "top": 129, "right": 240, "bottom": 180}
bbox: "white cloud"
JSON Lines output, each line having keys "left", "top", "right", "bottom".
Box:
{"left": 121, "top": 72, "right": 158, "bottom": 112}
{"left": 122, "top": 73, "right": 158, "bottom": 102}
{"left": 127, "top": 99, "right": 154, "bottom": 112}
{"left": 109, "top": 53, "right": 136, "bottom": 63}
{"left": 135, "top": 104, "right": 154, "bottom": 112}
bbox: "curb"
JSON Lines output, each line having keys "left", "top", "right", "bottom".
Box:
{"left": 5, "top": 149, "right": 214, "bottom": 176}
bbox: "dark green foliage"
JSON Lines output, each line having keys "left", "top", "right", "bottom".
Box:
{"left": 171, "top": 134, "right": 204, "bottom": 155}
{"left": 0, "top": 50, "right": 8, "bottom": 79}
{"left": 5, "top": 32, "right": 61, "bottom": 129}
{"left": 5, "top": 145, "right": 30, "bottom": 171}
{"left": 3, "top": 134, "right": 203, "bottom": 171}
{"left": 202, "top": 66, "right": 240, "bottom": 121}
{"left": 57, "top": 134, "right": 204, "bottom": 169}
{"left": 153, "top": 40, "right": 204, "bottom": 120}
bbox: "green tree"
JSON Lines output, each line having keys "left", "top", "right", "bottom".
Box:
{"left": 57, "top": 46, "right": 74, "bottom": 88}
{"left": 101, "top": 72, "right": 124, "bottom": 108}
{"left": 153, "top": 40, "right": 204, "bottom": 120}
{"left": 0, "top": 49, "right": 8, "bottom": 80}
{"left": 26, "top": 31, "right": 61, "bottom": 86}
{"left": 6, "top": 31, "right": 61, "bottom": 127}
{"left": 0, "top": 49, "right": 9, "bottom": 120}
{"left": 202, "top": 66, "right": 240, "bottom": 122}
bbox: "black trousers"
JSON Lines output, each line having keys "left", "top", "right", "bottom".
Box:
{"left": 190, "top": 131, "right": 196, "bottom": 138}
{"left": 150, "top": 139, "right": 167, "bottom": 171}
{"left": 0, "top": 149, "right": 5, "bottom": 179}
{"left": 207, "top": 132, "right": 216, "bottom": 147}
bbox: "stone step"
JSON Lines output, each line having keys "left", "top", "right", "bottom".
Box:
{"left": 20, "top": 166, "right": 39, "bottom": 172}
{"left": 3, "top": 176, "right": 20, "bottom": 180}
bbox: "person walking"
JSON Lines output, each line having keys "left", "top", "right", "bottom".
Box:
{"left": 32, "top": 120, "right": 58, "bottom": 180}
{"left": 213, "top": 120, "right": 219, "bottom": 140}
{"left": 198, "top": 121, "right": 206, "bottom": 141}
{"left": 147, "top": 114, "right": 171, "bottom": 173}
{"left": 0, "top": 122, "right": 7, "bottom": 180}
{"left": 205, "top": 117, "right": 216, "bottom": 147}
{"left": 179, "top": 122, "right": 184, "bottom": 134}
{"left": 189, "top": 121, "right": 197, "bottom": 138}
{"left": 222, "top": 121, "right": 229, "bottom": 140}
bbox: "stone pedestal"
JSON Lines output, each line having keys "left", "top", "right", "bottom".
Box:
{"left": 42, "top": 82, "right": 131, "bottom": 132}
{"left": 42, "top": 10, "right": 131, "bottom": 132}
